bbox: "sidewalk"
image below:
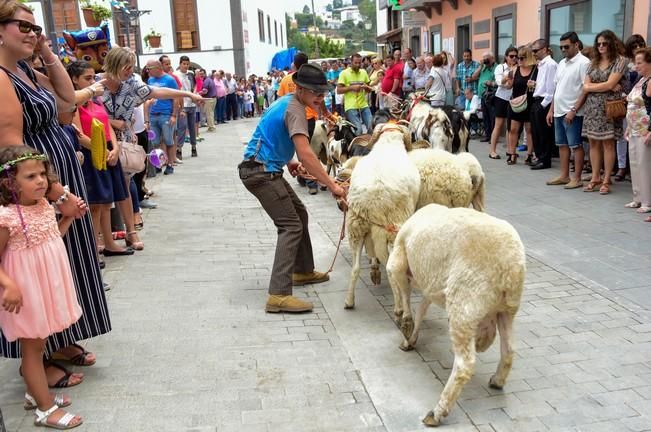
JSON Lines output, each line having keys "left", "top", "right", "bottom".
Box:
{"left": 1, "top": 119, "right": 650, "bottom": 431}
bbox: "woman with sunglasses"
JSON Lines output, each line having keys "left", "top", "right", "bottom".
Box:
{"left": 582, "top": 30, "right": 627, "bottom": 194}
{"left": 490, "top": 46, "right": 518, "bottom": 162}
{"left": 508, "top": 46, "right": 538, "bottom": 165}
{"left": 0, "top": 0, "right": 111, "bottom": 398}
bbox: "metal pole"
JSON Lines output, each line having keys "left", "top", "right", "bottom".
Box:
{"left": 311, "top": 0, "right": 319, "bottom": 58}
{"left": 41, "top": 0, "right": 59, "bottom": 53}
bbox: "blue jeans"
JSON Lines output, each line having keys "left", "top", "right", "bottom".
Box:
{"left": 129, "top": 177, "right": 140, "bottom": 213}
{"left": 176, "top": 107, "right": 197, "bottom": 148}
{"left": 554, "top": 115, "right": 584, "bottom": 148}
{"left": 215, "top": 97, "right": 226, "bottom": 123}
{"left": 150, "top": 112, "right": 174, "bottom": 146}
{"left": 345, "top": 107, "right": 372, "bottom": 136}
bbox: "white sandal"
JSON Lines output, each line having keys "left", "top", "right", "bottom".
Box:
{"left": 34, "top": 404, "right": 82, "bottom": 430}
{"left": 24, "top": 393, "right": 70, "bottom": 410}
{"left": 624, "top": 201, "right": 642, "bottom": 208}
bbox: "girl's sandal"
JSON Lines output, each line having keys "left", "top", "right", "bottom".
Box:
{"left": 636, "top": 206, "right": 651, "bottom": 214}
{"left": 625, "top": 201, "right": 642, "bottom": 208}
{"left": 125, "top": 231, "right": 144, "bottom": 251}
{"left": 599, "top": 183, "right": 610, "bottom": 195}
{"left": 583, "top": 181, "right": 600, "bottom": 192}
{"left": 645, "top": 216, "right": 651, "bottom": 223}
{"left": 34, "top": 405, "right": 82, "bottom": 430}
{"left": 25, "top": 393, "right": 70, "bottom": 410}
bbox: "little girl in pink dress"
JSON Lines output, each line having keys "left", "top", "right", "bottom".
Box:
{"left": 0, "top": 146, "right": 83, "bottom": 429}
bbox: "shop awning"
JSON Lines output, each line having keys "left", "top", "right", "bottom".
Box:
{"left": 376, "top": 27, "right": 403, "bottom": 43}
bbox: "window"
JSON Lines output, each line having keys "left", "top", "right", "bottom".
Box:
{"left": 258, "top": 9, "right": 265, "bottom": 42}
{"left": 280, "top": 23, "right": 284, "bottom": 47}
{"left": 267, "top": 15, "right": 271, "bottom": 44}
{"left": 274, "top": 20, "right": 278, "bottom": 46}
{"left": 172, "top": 0, "right": 200, "bottom": 51}
{"left": 546, "top": 0, "right": 627, "bottom": 61}
{"left": 495, "top": 16, "right": 513, "bottom": 63}
{"left": 430, "top": 24, "right": 442, "bottom": 55}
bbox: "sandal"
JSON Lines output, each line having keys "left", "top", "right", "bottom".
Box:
{"left": 25, "top": 393, "right": 70, "bottom": 410}
{"left": 34, "top": 405, "right": 82, "bottom": 430}
{"left": 599, "top": 183, "right": 610, "bottom": 195}
{"left": 636, "top": 206, "right": 651, "bottom": 213}
{"left": 583, "top": 181, "right": 600, "bottom": 192}
{"left": 44, "top": 362, "right": 83, "bottom": 389}
{"left": 125, "top": 231, "right": 144, "bottom": 251}
{"left": 645, "top": 216, "right": 651, "bottom": 223}
{"left": 625, "top": 201, "right": 642, "bottom": 208}
{"left": 488, "top": 153, "right": 501, "bottom": 160}
{"left": 51, "top": 343, "right": 96, "bottom": 366}
{"left": 614, "top": 169, "right": 626, "bottom": 181}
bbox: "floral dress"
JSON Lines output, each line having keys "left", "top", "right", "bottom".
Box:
{"left": 627, "top": 78, "right": 650, "bottom": 136}
{"left": 583, "top": 56, "right": 626, "bottom": 140}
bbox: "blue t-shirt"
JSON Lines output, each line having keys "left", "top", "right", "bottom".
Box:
{"left": 147, "top": 74, "right": 178, "bottom": 114}
{"left": 243, "top": 95, "right": 308, "bottom": 173}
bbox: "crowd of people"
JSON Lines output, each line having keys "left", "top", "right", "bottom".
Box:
{"left": 0, "top": 0, "right": 650, "bottom": 427}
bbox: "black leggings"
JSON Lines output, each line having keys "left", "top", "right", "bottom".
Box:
{"left": 133, "top": 130, "right": 150, "bottom": 201}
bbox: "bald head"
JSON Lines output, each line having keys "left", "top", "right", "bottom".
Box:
{"left": 146, "top": 59, "right": 163, "bottom": 77}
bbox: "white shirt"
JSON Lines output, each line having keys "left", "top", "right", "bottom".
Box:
{"left": 426, "top": 66, "right": 448, "bottom": 103}
{"left": 553, "top": 52, "right": 590, "bottom": 117}
{"left": 226, "top": 78, "right": 237, "bottom": 94}
{"left": 494, "top": 63, "right": 513, "bottom": 101}
{"left": 412, "top": 66, "right": 430, "bottom": 90}
{"left": 532, "top": 55, "right": 558, "bottom": 108}
{"left": 463, "top": 95, "right": 481, "bottom": 115}
{"left": 174, "top": 70, "right": 196, "bottom": 108}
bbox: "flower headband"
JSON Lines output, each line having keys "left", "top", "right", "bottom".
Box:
{"left": 0, "top": 153, "right": 48, "bottom": 174}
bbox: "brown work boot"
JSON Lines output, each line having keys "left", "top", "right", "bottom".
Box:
{"left": 265, "top": 295, "right": 313, "bottom": 313}
{"left": 292, "top": 271, "right": 330, "bottom": 286}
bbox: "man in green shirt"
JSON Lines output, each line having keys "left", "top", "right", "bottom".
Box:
{"left": 337, "top": 53, "right": 373, "bottom": 135}
{"left": 476, "top": 52, "right": 496, "bottom": 142}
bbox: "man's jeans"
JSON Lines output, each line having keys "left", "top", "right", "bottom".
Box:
{"left": 176, "top": 107, "right": 197, "bottom": 148}
{"left": 345, "top": 107, "right": 372, "bottom": 136}
{"left": 215, "top": 96, "right": 226, "bottom": 123}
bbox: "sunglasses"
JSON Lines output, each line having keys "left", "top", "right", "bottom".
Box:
{"left": 532, "top": 48, "right": 540, "bottom": 54}
{"left": 518, "top": 56, "right": 526, "bottom": 60}
{"left": 560, "top": 44, "right": 572, "bottom": 50}
{"left": 507, "top": 54, "right": 517, "bottom": 58}
{"left": 2, "top": 19, "right": 42, "bottom": 37}
{"left": 597, "top": 41, "right": 609, "bottom": 47}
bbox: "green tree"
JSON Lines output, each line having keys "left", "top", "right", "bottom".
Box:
{"left": 326, "top": 4, "right": 332, "bottom": 12}
{"left": 333, "top": 0, "right": 343, "bottom": 8}
{"left": 357, "top": 0, "right": 375, "bottom": 20}
{"left": 302, "top": 4, "right": 310, "bottom": 14}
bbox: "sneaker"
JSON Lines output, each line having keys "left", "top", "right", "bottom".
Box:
{"left": 564, "top": 179, "right": 583, "bottom": 189}
{"left": 176, "top": 150, "right": 183, "bottom": 160}
{"left": 265, "top": 295, "right": 313, "bottom": 313}
{"left": 164, "top": 165, "right": 174, "bottom": 175}
{"left": 184, "top": 136, "right": 190, "bottom": 143}
{"left": 546, "top": 177, "right": 570, "bottom": 186}
{"left": 517, "top": 144, "right": 527, "bottom": 152}
{"left": 191, "top": 147, "right": 198, "bottom": 157}
{"left": 292, "top": 271, "right": 330, "bottom": 286}
{"left": 139, "top": 199, "right": 158, "bottom": 209}
{"left": 297, "top": 177, "right": 307, "bottom": 187}
{"left": 308, "top": 187, "right": 317, "bottom": 195}
{"left": 103, "top": 281, "right": 110, "bottom": 291}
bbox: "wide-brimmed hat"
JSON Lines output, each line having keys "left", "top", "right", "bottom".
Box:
{"left": 292, "top": 64, "right": 332, "bottom": 93}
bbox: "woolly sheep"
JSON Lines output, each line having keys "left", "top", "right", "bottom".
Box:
{"left": 386, "top": 204, "right": 525, "bottom": 427}
{"left": 344, "top": 124, "right": 419, "bottom": 311}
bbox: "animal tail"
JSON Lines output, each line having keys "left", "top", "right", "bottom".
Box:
{"left": 471, "top": 173, "right": 486, "bottom": 212}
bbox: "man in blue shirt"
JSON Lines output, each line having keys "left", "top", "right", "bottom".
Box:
{"left": 146, "top": 59, "right": 180, "bottom": 175}
{"left": 239, "top": 64, "right": 346, "bottom": 313}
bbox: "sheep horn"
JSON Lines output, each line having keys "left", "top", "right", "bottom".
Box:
{"left": 399, "top": 125, "right": 412, "bottom": 151}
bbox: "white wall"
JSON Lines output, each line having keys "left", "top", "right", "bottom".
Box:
{"left": 376, "top": 0, "right": 387, "bottom": 37}
{"left": 242, "top": 0, "right": 287, "bottom": 76}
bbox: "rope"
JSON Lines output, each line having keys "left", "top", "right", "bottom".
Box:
{"left": 326, "top": 204, "right": 347, "bottom": 274}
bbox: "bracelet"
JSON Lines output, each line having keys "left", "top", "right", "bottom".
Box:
{"left": 54, "top": 185, "right": 70, "bottom": 206}
{"left": 42, "top": 57, "right": 58, "bottom": 67}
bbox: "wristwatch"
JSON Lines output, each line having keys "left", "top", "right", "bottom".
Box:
{"left": 54, "top": 185, "right": 70, "bottom": 206}
{"left": 570, "top": 106, "right": 577, "bottom": 113}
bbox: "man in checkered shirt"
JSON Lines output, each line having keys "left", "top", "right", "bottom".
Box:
{"left": 455, "top": 48, "right": 481, "bottom": 100}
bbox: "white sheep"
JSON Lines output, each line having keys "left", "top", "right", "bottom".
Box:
{"left": 344, "top": 123, "right": 419, "bottom": 312}
{"left": 386, "top": 204, "right": 525, "bottom": 427}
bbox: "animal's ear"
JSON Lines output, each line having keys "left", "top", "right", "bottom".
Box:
{"left": 63, "top": 32, "right": 76, "bottom": 50}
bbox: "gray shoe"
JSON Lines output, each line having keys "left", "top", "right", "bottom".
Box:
{"left": 140, "top": 199, "right": 158, "bottom": 209}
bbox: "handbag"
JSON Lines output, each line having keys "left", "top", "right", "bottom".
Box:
{"left": 605, "top": 97, "right": 627, "bottom": 121}
{"left": 89, "top": 118, "right": 107, "bottom": 171}
{"left": 118, "top": 139, "right": 146, "bottom": 174}
{"left": 510, "top": 94, "right": 528, "bottom": 113}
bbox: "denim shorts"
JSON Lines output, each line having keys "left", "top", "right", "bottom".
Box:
{"left": 554, "top": 115, "right": 583, "bottom": 148}
{"left": 150, "top": 113, "right": 174, "bottom": 146}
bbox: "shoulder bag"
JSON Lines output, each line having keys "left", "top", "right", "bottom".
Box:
{"left": 509, "top": 65, "right": 536, "bottom": 113}
{"left": 118, "top": 125, "right": 146, "bottom": 174}
{"left": 605, "top": 57, "right": 627, "bottom": 121}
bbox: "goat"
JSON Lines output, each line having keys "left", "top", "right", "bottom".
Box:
{"left": 386, "top": 204, "right": 525, "bottom": 427}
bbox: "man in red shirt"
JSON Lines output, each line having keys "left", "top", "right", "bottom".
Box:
{"left": 381, "top": 56, "right": 402, "bottom": 109}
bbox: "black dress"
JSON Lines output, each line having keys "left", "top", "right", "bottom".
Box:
{"left": 509, "top": 66, "right": 538, "bottom": 123}
{"left": 0, "top": 61, "right": 111, "bottom": 358}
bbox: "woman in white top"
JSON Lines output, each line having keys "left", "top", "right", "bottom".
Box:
{"left": 425, "top": 54, "right": 450, "bottom": 107}
{"left": 441, "top": 51, "right": 456, "bottom": 105}
{"left": 490, "top": 47, "right": 518, "bottom": 161}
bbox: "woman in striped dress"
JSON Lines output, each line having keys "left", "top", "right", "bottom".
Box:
{"left": 0, "top": 1, "right": 110, "bottom": 386}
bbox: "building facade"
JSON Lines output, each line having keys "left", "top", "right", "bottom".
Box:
{"left": 27, "top": 0, "right": 286, "bottom": 76}
{"left": 377, "top": 0, "right": 650, "bottom": 62}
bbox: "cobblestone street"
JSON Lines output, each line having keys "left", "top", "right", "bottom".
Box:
{"left": 1, "top": 118, "right": 651, "bottom": 431}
